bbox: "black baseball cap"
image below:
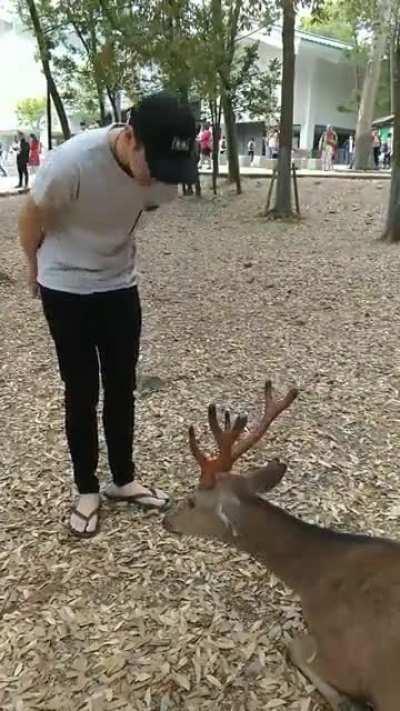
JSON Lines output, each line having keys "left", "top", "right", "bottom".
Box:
{"left": 129, "top": 92, "right": 197, "bottom": 185}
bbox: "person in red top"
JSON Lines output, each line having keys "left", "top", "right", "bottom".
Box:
{"left": 198, "top": 122, "right": 212, "bottom": 169}
{"left": 29, "top": 134, "right": 41, "bottom": 173}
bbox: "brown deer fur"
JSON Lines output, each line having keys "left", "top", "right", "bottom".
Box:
{"left": 164, "top": 382, "right": 400, "bottom": 711}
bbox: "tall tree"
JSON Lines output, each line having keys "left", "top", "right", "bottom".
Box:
{"left": 194, "top": 0, "right": 277, "bottom": 194}
{"left": 353, "top": 0, "right": 391, "bottom": 169}
{"left": 111, "top": 0, "right": 278, "bottom": 195}
{"left": 268, "top": 0, "right": 325, "bottom": 218}
{"left": 268, "top": 0, "right": 296, "bottom": 217}
{"left": 23, "top": 0, "right": 71, "bottom": 140}
{"left": 62, "top": 0, "right": 109, "bottom": 124}
{"left": 382, "top": 8, "right": 400, "bottom": 241}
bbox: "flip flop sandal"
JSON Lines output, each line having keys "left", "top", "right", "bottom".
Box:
{"left": 104, "top": 487, "right": 171, "bottom": 512}
{"left": 69, "top": 506, "right": 101, "bottom": 539}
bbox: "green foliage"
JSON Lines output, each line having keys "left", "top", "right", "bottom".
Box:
{"left": 15, "top": 96, "right": 46, "bottom": 129}
{"left": 232, "top": 48, "right": 280, "bottom": 120}
{"left": 19, "top": 0, "right": 281, "bottom": 130}
{"left": 300, "top": 0, "right": 357, "bottom": 42}
{"left": 301, "top": 17, "right": 354, "bottom": 42}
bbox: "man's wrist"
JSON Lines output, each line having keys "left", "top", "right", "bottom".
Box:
{"left": 26, "top": 252, "right": 38, "bottom": 273}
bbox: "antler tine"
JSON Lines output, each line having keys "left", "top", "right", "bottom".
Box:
{"left": 188, "top": 425, "right": 208, "bottom": 469}
{"left": 188, "top": 405, "right": 249, "bottom": 487}
{"left": 208, "top": 404, "right": 248, "bottom": 454}
{"left": 208, "top": 404, "right": 226, "bottom": 450}
{"left": 188, "top": 425, "right": 217, "bottom": 489}
{"left": 224, "top": 410, "right": 231, "bottom": 430}
{"left": 231, "top": 380, "right": 298, "bottom": 462}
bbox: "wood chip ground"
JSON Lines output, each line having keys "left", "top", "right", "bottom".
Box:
{"left": 0, "top": 178, "right": 397, "bottom": 710}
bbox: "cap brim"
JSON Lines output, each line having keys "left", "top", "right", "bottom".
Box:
{"left": 149, "top": 156, "right": 198, "bottom": 185}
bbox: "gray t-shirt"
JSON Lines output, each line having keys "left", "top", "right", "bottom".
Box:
{"left": 31, "top": 126, "right": 177, "bottom": 294}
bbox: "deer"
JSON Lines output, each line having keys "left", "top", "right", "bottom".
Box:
{"left": 164, "top": 380, "right": 400, "bottom": 711}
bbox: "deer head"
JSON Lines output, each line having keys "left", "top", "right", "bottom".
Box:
{"left": 164, "top": 380, "right": 298, "bottom": 543}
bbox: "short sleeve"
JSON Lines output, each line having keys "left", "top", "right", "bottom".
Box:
{"left": 143, "top": 182, "right": 177, "bottom": 210}
{"left": 31, "top": 148, "right": 80, "bottom": 210}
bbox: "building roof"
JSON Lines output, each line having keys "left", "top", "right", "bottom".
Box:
{"left": 372, "top": 114, "right": 394, "bottom": 127}
{"left": 294, "top": 27, "right": 353, "bottom": 51}
{"left": 240, "top": 24, "right": 353, "bottom": 53}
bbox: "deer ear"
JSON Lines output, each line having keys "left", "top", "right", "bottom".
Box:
{"left": 245, "top": 459, "right": 287, "bottom": 493}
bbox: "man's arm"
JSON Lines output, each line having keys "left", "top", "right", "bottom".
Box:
{"left": 18, "top": 195, "right": 46, "bottom": 297}
{"left": 18, "top": 148, "right": 79, "bottom": 296}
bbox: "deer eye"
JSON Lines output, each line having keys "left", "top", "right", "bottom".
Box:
{"left": 188, "top": 497, "right": 196, "bottom": 509}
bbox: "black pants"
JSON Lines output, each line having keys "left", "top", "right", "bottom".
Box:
{"left": 182, "top": 178, "right": 201, "bottom": 196}
{"left": 373, "top": 147, "right": 380, "bottom": 169}
{"left": 40, "top": 286, "right": 142, "bottom": 494}
{"left": 17, "top": 159, "right": 29, "bottom": 187}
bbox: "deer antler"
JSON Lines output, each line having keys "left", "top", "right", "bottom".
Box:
{"left": 189, "top": 406, "right": 248, "bottom": 488}
{"left": 188, "top": 380, "right": 298, "bottom": 488}
{"left": 231, "top": 380, "right": 298, "bottom": 462}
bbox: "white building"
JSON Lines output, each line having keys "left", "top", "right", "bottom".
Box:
{"left": 0, "top": 0, "right": 46, "bottom": 138}
{"left": 0, "top": 1, "right": 92, "bottom": 147}
{"left": 237, "top": 25, "right": 357, "bottom": 156}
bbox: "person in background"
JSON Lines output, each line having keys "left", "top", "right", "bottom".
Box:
{"left": 198, "top": 122, "right": 212, "bottom": 169}
{"left": 11, "top": 136, "right": 19, "bottom": 154}
{"left": 372, "top": 129, "right": 381, "bottom": 170}
{"left": 29, "top": 133, "right": 42, "bottom": 174}
{"left": 247, "top": 137, "right": 255, "bottom": 164}
{"left": 268, "top": 129, "right": 279, "bottom": 159}
{"left": 319, "top": 125, "right": 338, "bottom": 171}
{"left": 15, "top": 131, "right": 30, "bottom": 189}
{"left": 219, "top": 134, "right": 226, "bottom": 156}
{"left": 384, "top": 132, "right": 393, "bottom": 168}
{"left": 261, "top": 134, "right": 267, "bottom": 156}
{"left": 347, "top": 134, "right": 354, "bottom": 168}
{"left": 0, "top": 142, "right": 8, "bottom": 177}
{"left": 344, "top": 134, "right": 353, "bottom": 167}
{"left": 182, "top": 138, "right": 201, "bottom": 197}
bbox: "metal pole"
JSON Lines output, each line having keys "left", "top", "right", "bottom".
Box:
{"left": 292, "top": 161, "right": 301, "bottom": 215}
{"left": 264, "top": 167, "right": 277, "bottom": 216}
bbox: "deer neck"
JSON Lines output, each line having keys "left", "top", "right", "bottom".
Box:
{"left": 224, "top": 495, "right": 339, "bottom": 595}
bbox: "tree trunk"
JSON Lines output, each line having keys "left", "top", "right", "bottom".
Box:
{"left": 106, "top": 87, "right": 120, "bottom": 123}
{"left": 222, "top": 91, "right": 241, "bottom": 194}
{"left": 95, "top": 79, "right": 107, "bottom": 125}
{"left": 382, "top": 35, "right": 400, "bottom": 242}
{"left": 46, "top": 82, "right": 52, "bottom": 151}
{"left": 390, "top": 34, "right": 396, "bottom": 114}
{"left": 353, "top": 0, "right": 390, "bottom": 170}
{"left": 272, "top": 0, "right": 295, "bottom": 217}
{"left": 45, "top": 73, "right": 71, "bottom": 141}
{"left": 210, "top": 99, "right": 222, "bottom": 195}
{"left": 25, "top": 0, "right": 71, "bottom": 141}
